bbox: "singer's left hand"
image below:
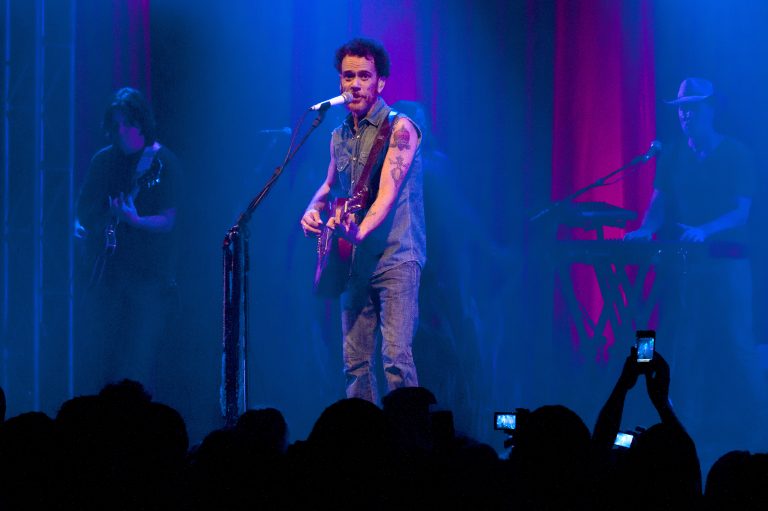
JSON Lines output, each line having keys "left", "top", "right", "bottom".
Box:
{"left": 326, "top": 214, "right": 362, "bottom": 245}
{"left": 677, "top": 223, "right": 707, "bottom": 242}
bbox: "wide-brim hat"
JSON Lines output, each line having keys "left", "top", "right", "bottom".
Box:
{"left": 665, "top": 77, "right": 714, "bottom": 105}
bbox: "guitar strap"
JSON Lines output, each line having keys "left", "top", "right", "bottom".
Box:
{"left": 350, "top": 110, "right": 397, "bottom": 208}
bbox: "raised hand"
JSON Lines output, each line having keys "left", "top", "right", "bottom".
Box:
{"left": 617, "top": 346, "right": 642, "bottom": 391}
{"left": 645, "top": 351, "right": 672, "bottom": 412}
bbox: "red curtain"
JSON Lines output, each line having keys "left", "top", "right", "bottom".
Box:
{"left": 112, "top": 0, "right": 152, "bottom": 97}
{"left": 552, "top": 0, "right": 656, "bottom": 360}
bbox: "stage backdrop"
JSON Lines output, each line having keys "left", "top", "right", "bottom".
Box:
{"left": 552, "top": 0, "right": 657, "bottom": 363}
{"left": 71, "top": 0, "right": 533, "bottom": 446}
{"left": 35, "top": 0, "right": 767, "bottom": 451}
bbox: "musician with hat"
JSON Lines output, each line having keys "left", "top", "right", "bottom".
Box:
{"left": 626, "top": 77, "right": 765, "bottom": 467}
{"left": 626, "top": 77, "right": 753, "bottom": 245}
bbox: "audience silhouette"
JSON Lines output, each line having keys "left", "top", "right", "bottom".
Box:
{"left": 593, "top": 349, "right": 702, "bottom": 510}
{"left": 0, "top": 357, "right": 765, "bottom": 509}
{"left": 704, "top": 449, "right": 768, "bottom": 510}
{"left": 506, "top": 404, "right": 594, "bottom": 509}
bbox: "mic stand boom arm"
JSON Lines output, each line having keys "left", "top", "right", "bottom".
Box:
{"left": 221, "top": 109, "right": 328, "bottom": 427}
{"left": 528, "top": 150, "right": 653, "bottom": 223}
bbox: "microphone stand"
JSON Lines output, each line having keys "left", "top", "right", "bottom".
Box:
{"left": 221, "top": 108, "right": 328, "bottom": 427}
{"left": 528, "top": 151, "right": 653, "bottom": 224}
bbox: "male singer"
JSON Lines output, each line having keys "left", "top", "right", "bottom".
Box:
{"left": 300, "top": 38, "right": 425, "bottom": 403}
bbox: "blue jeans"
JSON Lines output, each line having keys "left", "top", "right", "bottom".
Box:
{"left": 341, "top": 261, "right": 421, "bottom": 403}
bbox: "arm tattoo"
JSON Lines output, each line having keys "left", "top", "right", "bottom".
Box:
{"left": 390, "top": 126, "right": 411, "bottom": 150}
{"left": 389, "top": 155, "right": 409, "bottom": 183}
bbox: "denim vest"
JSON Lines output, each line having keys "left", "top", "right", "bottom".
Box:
{"left": 330, "top": 98, "right": 426, "bottom": 278}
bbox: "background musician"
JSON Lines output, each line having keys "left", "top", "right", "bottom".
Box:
{"left": 625, "top": 77, "right": 766, "bottom": 469}
{"left": 75, "top": 87, "right": 183, "bottom": 397}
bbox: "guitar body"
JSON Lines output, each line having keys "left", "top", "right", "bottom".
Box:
{"left": 313, "top": 196, "right": 363, "bottom": 297}
{"left": 84, "top": 152, "right": 163, "bottom": 288}
{"left": 311, "top": 110, "right": 393, "bottom": 297}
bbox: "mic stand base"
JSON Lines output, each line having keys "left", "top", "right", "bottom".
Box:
{"left": 220, "top": 109, "right": 327, "bottom": 427}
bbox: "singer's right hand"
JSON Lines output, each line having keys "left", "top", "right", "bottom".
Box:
{"left": 301, "top": 208, "right": 323, "bottom": 237}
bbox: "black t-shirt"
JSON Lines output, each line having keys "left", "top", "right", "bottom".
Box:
{"left": 654, "top": 137, "right": 755, "bottom": 244}
{"left": 77, "top": 144, "right": 182, "bottom": 283}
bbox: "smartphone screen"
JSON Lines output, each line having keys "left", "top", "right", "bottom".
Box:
{"left": 635, "top": 330, "right": 655, "bottom": 362}
{"left": 494, "top": 412, "right": 516, "bottom": 430}
{"left": 614, "top": 432, "right": 634, "bottom": 448}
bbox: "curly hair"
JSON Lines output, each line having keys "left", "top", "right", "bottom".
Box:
{"left": 334, "top": 37, "right": 391, "bottom": 78}
{"left": 102, "top": 87, "right": 157, "bottom": 144}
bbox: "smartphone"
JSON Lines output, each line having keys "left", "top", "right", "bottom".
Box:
{"left": 494, "top": 412, "right": 516, "bottom": 430}
{"left": 614, "top": 431, "right": 634, "bottom": 448}
{"left": 635, "top": 330, "right": 655, "bottom": 362}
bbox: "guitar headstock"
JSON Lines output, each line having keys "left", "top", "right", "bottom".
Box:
{"left": 138, "top": 157, "right": 163, "bottom": 190}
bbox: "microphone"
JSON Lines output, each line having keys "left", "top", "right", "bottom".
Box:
{"left": 631, "top": 140, "right": 662, "bottom": 164}
{"left": 309, "top": 91, "right": 353, "bottom": 111}
{"left": 258, "top": 127, "right": 292, "bottom": 135}
{"left": 642, "top": 140, "right": 662, "bottom": 161}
